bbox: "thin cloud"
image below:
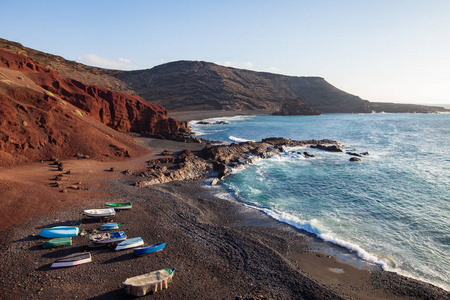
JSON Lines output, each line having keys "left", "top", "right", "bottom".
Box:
{"left": 215, "top": 61, "right": 280, "bottom": 74}
{"left": 215, "top": 61, "right": 254, "bottom": 70}
{"left": 78, "top": 54, "right": 137, "bottom": 70}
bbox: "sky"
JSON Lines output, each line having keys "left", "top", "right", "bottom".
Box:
{"left": 1, "top": 0, "right": 449, "bottom": 105}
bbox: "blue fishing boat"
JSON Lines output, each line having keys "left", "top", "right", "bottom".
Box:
{"left": 39, "top": 226, "right": 79, "bottom": 238}
{"left": 115, "top": 237, "right": 144, "bottom": 251}
{"left": 134, "top": 242, "right": 166, "bottom": 256}
{"left": 99, "top": 223, "right": 121, "bottom": 231}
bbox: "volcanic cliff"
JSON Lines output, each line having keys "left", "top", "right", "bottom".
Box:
{"left": 1, "top": 38, "right": 446, "bottom": 114}
{"left": 0, "top": 49, "right": 188, "bottom": 167}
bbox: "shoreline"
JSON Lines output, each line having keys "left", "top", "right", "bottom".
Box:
{"left": 1, "top": 139, "right": 448, "bottom": 299}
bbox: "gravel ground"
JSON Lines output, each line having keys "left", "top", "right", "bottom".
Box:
{"left": 1, "top": 154, "right": 448, "bottom": 299}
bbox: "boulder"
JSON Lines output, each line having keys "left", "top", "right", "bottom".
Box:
{"left": 349, "top": 157, "right": 362, "bottom": 162}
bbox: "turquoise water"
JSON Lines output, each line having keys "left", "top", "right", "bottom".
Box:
{"left": 191, "top": 113, "right": 450, "bottom": 290}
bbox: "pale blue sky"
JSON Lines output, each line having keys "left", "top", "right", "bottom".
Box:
{"left": 1, "top": 0, "right": 449, "bottom": 104}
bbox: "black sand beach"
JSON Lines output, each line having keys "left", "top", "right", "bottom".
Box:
{"left": 0, "top": 111, "right": 448, "bottom": 299}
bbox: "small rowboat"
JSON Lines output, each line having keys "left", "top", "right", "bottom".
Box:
{"left": 100, "top": 222, "right": 121, "bottom": 231}
{"left": 123, "top": 268, "right": 175, "bottom": 296}
{"left": 90, "top": 231, "right": 126, "bottom": 244}
{"left": 105, "top": 202, "right": 132, "bottom": 210}
{"left": 51, "top": 252, "right": 92, "bottom": 268}
{"left": 43, "top": 237, "right": 72, "bottom": 249}
{"left": 39, "top": 226, "right": 79, "bottom": 238}
{"left": 83, "top": 208, "right": 116, "bottom": 218}
{"left": 134, "top": 243, "right": 166, "bottom": 256}
{"left": 115, "top": 237, "right": 144, "bottom": 251}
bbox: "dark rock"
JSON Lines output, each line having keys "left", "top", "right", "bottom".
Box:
{"left": 310, "top": 144, "right": 343, "bottom": 152}
{"left": 303, "top": 152, "right": 315, "bottom": 158}
{"left": 350, "top": 157, "right": 362, "bottom": 162}
{"left": 346, "top": 152, "right": 362, "bottom": 157}
{"left": 273, "top": 99, "right": 321, "bottom": 116}
{"left": 160, "top": 149, "right": 172, "bottom": 156}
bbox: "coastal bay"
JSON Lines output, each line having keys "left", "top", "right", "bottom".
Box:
{"left": 0, "top": 130, "right": 448, "bottom": 299}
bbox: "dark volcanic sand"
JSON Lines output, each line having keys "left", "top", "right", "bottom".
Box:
{"left": 0, "top": 140, "right": 449, "bottom": 299}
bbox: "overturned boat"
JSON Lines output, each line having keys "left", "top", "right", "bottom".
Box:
{"left": 83, "top": 208, "right": 116, "bottom": 218}
{"left": 51, "top": 252, "right": 92, "bottom": 268}
{"left": 115, "top": 237, "right": 144, "bottom": 251}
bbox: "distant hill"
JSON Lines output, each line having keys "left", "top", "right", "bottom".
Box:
{"left": 1, "top": 38, "right": 447, "bottom": 114}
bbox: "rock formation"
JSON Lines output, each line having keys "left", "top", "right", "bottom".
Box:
{"left": 0, "top": 49, "right": 188, "bottom": 166}
{"left": 135, "top": 138, "right": 344, "bottom": 187}
{"left": 273, "top": 99, "right": 321, "bottom": 115}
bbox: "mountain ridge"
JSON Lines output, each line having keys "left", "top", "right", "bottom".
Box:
{"left": 0, "top": 38, "right": 447, "bottom": 114}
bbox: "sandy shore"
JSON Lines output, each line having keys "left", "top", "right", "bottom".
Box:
{"left": 1, "top": 137, "right": 448, "bottom": 299}
{"left": 168, "top": 109, "right": 275, "bottom": 122}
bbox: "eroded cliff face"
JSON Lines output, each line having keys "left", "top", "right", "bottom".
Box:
{"left": 0, "top": 49, "right": 188, "bottom": 166}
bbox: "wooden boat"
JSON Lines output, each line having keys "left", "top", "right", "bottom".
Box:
{"left": 115, "top": 237, "right": 144, "bottom": 251}
{"left": 100, "top": 222, "right": 121, "bottom": 231}
{"left": 51, "top": 252, "right": 91, "bottom": 268}
{"left": 123, "top": 268, "right": 175, "bottom": 296}
{"left": 43, "top": 237, "right": 72, "bottom": 249}
{"left": 83, "top": 208, "right": 115, "bottom": 218}
{"left": 105, "top": 202, "right": 132, "bottom": 210}
{"left": 90, "top": 231, "right": 126, "bottom": 244}
{"left": 134, "top": 242, "right": 165, "bottom": 256}
{"left": 39, "top": 226, "right": 79, "bottom": 238}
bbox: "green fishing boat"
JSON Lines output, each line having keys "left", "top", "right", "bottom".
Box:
{"left": 105, "top": 202, "right": 132, "bottom": 210}
{"left": 43, "top": 237, "right": 72, "bottom": 249}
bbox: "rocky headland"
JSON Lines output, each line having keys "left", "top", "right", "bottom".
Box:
{"left": 131, "top": 137, "right": 366, "bottom": 188}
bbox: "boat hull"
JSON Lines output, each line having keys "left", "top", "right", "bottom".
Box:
{"left": 39, "top": 226, "right": 79, "bottom": 238}
{"left": 105, "top": 202, "right": 132, "bottom": 210}
{"left": 100, "top": 222, "right": 121, "bottom": 231}
{"left": 123, "top": 268, "right": 175, "bottom": 296}
{"left": 83, "top": 208, "right": 116, "bottom": 218}
{"left": 43, "top": 237, "right": 72, "bottom": 249}
{"left": 51, "top": 252, "right": 92, "bottom": 268}
{"left": 115, "top": 237, "right": 144, "bottom": 251}
{"left": 134, "top": 243, "right": 166, "bottom": 256}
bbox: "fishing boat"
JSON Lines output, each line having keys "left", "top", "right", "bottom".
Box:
{"left": 123, "top": 268, "right": 175, "bottom": 296}
{"left": 90, "top": 231, "right": 126, "bottom": 244}
{"left": 83, "top": 208, "right": 116, "bottom": 218}
{"left": 134, "top": 242, "right": 165, "bottom": 256}
{"left": 43, "top": 237, "right": 72, "bottom": 249}
{"left": 51, "top": 252, "right": 92, "bottom": 268}
{"left": 39, "top": 226, "right": 79, "bottom": 238}
{"left": 105, "top": 202, "right": 132, "bottom": 210}
{"left": 115, "top": 237, "right": 144, "bottom": 251}
{"left": 100, "top": 222, "right": 121, "bottom": 231}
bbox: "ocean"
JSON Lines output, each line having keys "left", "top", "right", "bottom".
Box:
{"left": 191, "top": 113, "right": 450, "bottom": 291}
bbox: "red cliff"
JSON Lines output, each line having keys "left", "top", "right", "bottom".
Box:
{"left": 0, "top": 49, "right": 188, "bottom": 166}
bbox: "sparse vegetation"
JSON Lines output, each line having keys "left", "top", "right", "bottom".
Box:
{"left": 45, "top": 91, "right": 55, "bottom": 98}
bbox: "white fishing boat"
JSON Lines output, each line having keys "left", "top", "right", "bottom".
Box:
{"left": 83, "top": 208, "right": 115, "bottom": 218}
{"left": 51, "top": 252, "right": 92, "bottom": 268}
{"left": 115, "top": 237, "right": 144, "bottom": 251}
